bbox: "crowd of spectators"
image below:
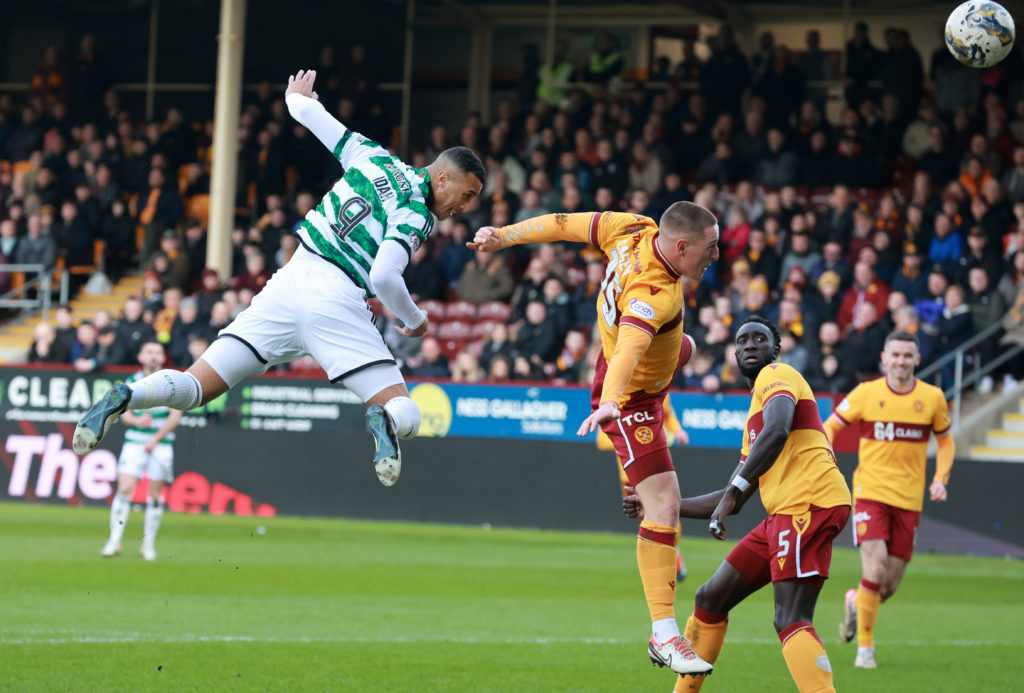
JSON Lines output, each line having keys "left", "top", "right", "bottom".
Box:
{"left": 5, "top": 25, "right": 1024, "bottom": 395}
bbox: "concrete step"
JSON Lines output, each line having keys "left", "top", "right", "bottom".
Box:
{"left": 970, "top": 445, "right": 1024, "bottom": 462}
{"left": 985, "top": 429, "right": 1024, "bottom": 451}
{"left": 1004, "top": 413, "right": 1024, "bottom": 433}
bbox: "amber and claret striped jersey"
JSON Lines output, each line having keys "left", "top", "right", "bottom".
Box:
{"left": 741, "top": 362, "right": 850, "bottom": 516}
{"left": 590, "top": 211, "right": 685, "bottom": 401}
{"left": 833, "top": 378, "right": 951, "bottom": 511}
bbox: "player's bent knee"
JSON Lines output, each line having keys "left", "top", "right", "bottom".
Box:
{"left": 384, "top": 396, "right": 420, "bottom": 439}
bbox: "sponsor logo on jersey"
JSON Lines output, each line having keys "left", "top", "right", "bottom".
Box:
{"left": 634, "top": 426, "right": 654, "bottom": 444}
{"left": 914, "top": 400, "right": 924, "bottom": 411}
{"left": 621, "top": 410, "right": 655, "bottom": 426}
{"left": 778, "top": 557, "right": 786, "bottom": 570}
{"left": 381, "top": 161, "right": 412, "bottom": 195}
{"left": 837, "top": 398, "right": 851, "bottom": 411}
{"left": 628, "top": 298, "right": 655, "bottom": 320}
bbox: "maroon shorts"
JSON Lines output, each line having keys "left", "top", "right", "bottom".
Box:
{"left": 589, "top": 336, "right": 694, "bottom": 486}
{"left": 591, "top": 357, "right": 673, "bottom": 487}
{"left": 852, "top": 498, "right": 921, "bottom": 562}
{"left": 726, "top": 505, "right": 851, "bottom": 589}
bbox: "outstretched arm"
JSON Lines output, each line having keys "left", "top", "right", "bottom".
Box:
{"left": 709, "top": 395, "right": 795, "bottom": 539}
{"left": 623, "top": 462, "right": 757, "bottom": 519}
{"left": 468, "top": 213, "right": 599, "bottom": 250}
{"left": 285, "top": 69, "right": 349, "bottom": 157}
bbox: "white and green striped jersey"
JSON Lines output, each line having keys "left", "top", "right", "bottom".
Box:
{"left": 123, "top": 371, "right": 174, "bottom": 446}
{"left": 295, "top": 131, "right": 436, "bottom": 297}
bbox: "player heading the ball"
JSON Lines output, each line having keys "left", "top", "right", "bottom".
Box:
{"left": 74, "top": 69, "right": 484, "bottom": 487}
{"left": 469, "top": 203, "right": 718, "bottom": 678}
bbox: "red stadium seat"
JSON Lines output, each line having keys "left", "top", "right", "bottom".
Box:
{"left": 477, "top": 301, "right": 511, "bottom": 323}
{"left": 446, "top": 299, "right": 478, "bottom": 322}
{"left": 472, "top": 321, "right": 498, "bottom": 339}
{"left": 440, "top": 339, "right": 467, "bottom": 361}
{"left": 438, "top": 320, "right": 472, "bottom": 340}
{"left": 420, "top": 299, "right": 447, "bottom": 323}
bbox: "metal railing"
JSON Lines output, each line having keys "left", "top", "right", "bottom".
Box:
{"left": 0, "top": 265, "right": 70, "bottom": 321}
{"left": 917, "top": 318, "right": 1024, "bottom": 434}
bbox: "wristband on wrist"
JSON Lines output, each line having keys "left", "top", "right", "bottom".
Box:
{"left": 730, "top": 476, "right": 751, "bottom": 492}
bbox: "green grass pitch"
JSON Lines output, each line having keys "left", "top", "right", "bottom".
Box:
{"left": 1, "top": 502, "right": 1022, "bottom": 692}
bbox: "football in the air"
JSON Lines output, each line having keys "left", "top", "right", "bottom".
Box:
{"left": 945, "top": 1, "right": 1016, "bottom": 68}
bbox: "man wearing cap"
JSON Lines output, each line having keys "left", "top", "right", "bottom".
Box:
{"left": 954, "top": 226, "right": 1003, "bottom": 286}
{"left": 891, "top": 243, "right": 929, "bottom": 302}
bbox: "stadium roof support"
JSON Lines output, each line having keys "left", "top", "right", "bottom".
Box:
{"left": 207, "top": 0, "right": 246, "bottom": 281}
{"left": 400, "top": 0, "right": 416, "bottom": 158}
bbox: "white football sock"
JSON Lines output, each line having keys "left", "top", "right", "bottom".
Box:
{"left": 652, "top": 617, "right": 680, "bottom": 643}
{"left": 143, "top": 497, "right": 164, "bottom": 545}
{"left": 383, "top": 396, "right": 420, "bottom": 439}
{"left": 109, "top": 493, "right": 130, "bottom": 544}
{"left": 128, "top": 370, "right": 203, "bottom": 411}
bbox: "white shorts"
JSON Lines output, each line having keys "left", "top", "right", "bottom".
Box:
{"left": 118, "top": 442, "right": 174, "bottom": 483}
{"left": 219, "top": 244, "right": 397, "bottom": 383}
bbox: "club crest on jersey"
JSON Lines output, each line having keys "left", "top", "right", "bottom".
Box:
{"left": 914, "top": 400, "right": 924, "bottom": 412}
{"left": 879, "top": 400, "right": 886, "bottom": 408}
{"left": 628, "top": 298, "right": 655, "bottom": 321}
{"left": 634, "top": 426, "right": 654, "bottom": 445}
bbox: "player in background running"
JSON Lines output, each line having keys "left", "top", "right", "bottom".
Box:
{"left": 824, "top": 330, "right": 954, "bottom": 669}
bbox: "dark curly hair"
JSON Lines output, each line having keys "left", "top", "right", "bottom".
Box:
{"left": 738, "top": 315, "right": 781, "bottom": 351}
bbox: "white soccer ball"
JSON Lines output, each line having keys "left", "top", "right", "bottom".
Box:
{"left": 945, "top": 1, "right": 1016, "bottom": 68}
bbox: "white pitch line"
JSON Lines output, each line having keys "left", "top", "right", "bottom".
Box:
{"left": 0, "top": 634, "right": 1016, "bottom": 647}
